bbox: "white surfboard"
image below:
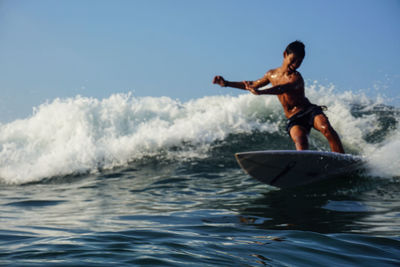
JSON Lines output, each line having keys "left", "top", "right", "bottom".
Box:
{"left": 235, "top": 150, "right": 364, "bottom": 189}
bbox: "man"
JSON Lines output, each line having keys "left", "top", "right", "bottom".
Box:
{"left": 213, "top": 41, "right": 344, "bottom": 153}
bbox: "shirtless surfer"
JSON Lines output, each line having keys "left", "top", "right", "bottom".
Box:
{"left": 213, "top": 41, "right": 345, "bottom": 153}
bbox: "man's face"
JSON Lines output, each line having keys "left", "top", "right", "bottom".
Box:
{"left": 285, "top": 52, "right": 303, "bottom": 72}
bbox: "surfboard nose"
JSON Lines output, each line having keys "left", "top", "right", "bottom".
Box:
{"left": 234, "top": 153, "right": 243, "bottom": 160}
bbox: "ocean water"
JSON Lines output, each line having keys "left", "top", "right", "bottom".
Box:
{"left": 0, "top": 85, "right": 399, "bottom": 266}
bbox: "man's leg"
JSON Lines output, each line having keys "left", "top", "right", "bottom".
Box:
{"left": 313, "top": 114, "right": 345, "bottom": 153}
{"left": 289, "top": 125, "right": 309, "bottom": 151}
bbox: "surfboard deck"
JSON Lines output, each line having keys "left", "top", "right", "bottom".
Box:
{"left": 235, "top": 150, "right": 364, "bottom": 189}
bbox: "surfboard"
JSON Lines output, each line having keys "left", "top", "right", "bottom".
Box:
{"left": 235, "top": 150, "right": 364, "bottom": 189}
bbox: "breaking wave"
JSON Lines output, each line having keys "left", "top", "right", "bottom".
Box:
{"left": 0, "top": 83, "right": 398, "bottom": 184}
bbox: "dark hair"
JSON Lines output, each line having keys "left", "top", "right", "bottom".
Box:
{"left": 285, "top": 41, "right": 305, "bottom": 59}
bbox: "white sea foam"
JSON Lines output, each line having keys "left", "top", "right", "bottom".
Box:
{"left": 0, "top": 85, "right": 398, "bottom": 184}
{"left": 307, "top": 83, "right": 400, "bottom": 178}
{"left": 0, "top": 93, "right": 281, "bottom": 184}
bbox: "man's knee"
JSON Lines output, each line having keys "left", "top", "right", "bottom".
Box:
{"left": 320, "top": 124, "right": 338, "bottom": 139}
{"left": 290, "top": 130, "right": 308, "bottom": 149}
{"left": 295, "top": 138, "right": 308, "bottom": 148}
{"left": 314, "top": 114, "right": 333, "bottom": 135}
{"left": 291, "top": 133, "right": 305, "bottom": 142}
{"left": 293, "top": 137, "right": 308, "bottom": 150}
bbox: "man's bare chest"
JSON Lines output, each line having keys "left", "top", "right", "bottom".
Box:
{"left": 269, "top": 72, "right": 296, "bottom": 86}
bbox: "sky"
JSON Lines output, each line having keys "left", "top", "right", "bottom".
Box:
{"left": 0, "top": 0, "right": 399, "bottom": 123}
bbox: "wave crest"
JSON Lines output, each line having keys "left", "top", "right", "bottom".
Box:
{"left": 0, "top": 84, "right": 398, "bottom": 184}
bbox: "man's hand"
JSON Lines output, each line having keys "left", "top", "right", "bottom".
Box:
{"left": 212, "top": 76, "right": 227, "bottom": 87}
{"left": 244, "top": 81, "right": 260, "bottom": 95}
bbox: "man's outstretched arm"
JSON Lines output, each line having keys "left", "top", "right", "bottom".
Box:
{"left": 213, "top": 74, "right": 270, "bottom": 91}
{"left": 213, "top": 76, "right": 247, "bottom": 90}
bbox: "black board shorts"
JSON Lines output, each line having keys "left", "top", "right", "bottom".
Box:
{"left": 286, "top": 104, "right": 326, "bottom": 136}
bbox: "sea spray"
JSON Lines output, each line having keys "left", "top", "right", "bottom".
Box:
{"left": 307, "top": 83, "right": 399, "bottom": 177}
{"left": 0, "top": 93, "right": 281, "bottom": 184}
{"left": 0, "top": 85, "right": 398, "bottom": 184}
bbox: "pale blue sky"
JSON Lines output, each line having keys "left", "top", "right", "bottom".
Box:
{"left": 0, "top": 0, "right": 399, "bottom": 122}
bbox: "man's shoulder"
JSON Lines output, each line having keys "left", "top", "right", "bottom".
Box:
{"left": 266, "top": 68, "right": 278, "bottom": 77}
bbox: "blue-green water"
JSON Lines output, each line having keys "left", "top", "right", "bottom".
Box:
{"left": 0, "top": 92, "right": 399, "bottom": 266}
{"left": 1, "top": 160, "right": 399, "bottom": 266}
